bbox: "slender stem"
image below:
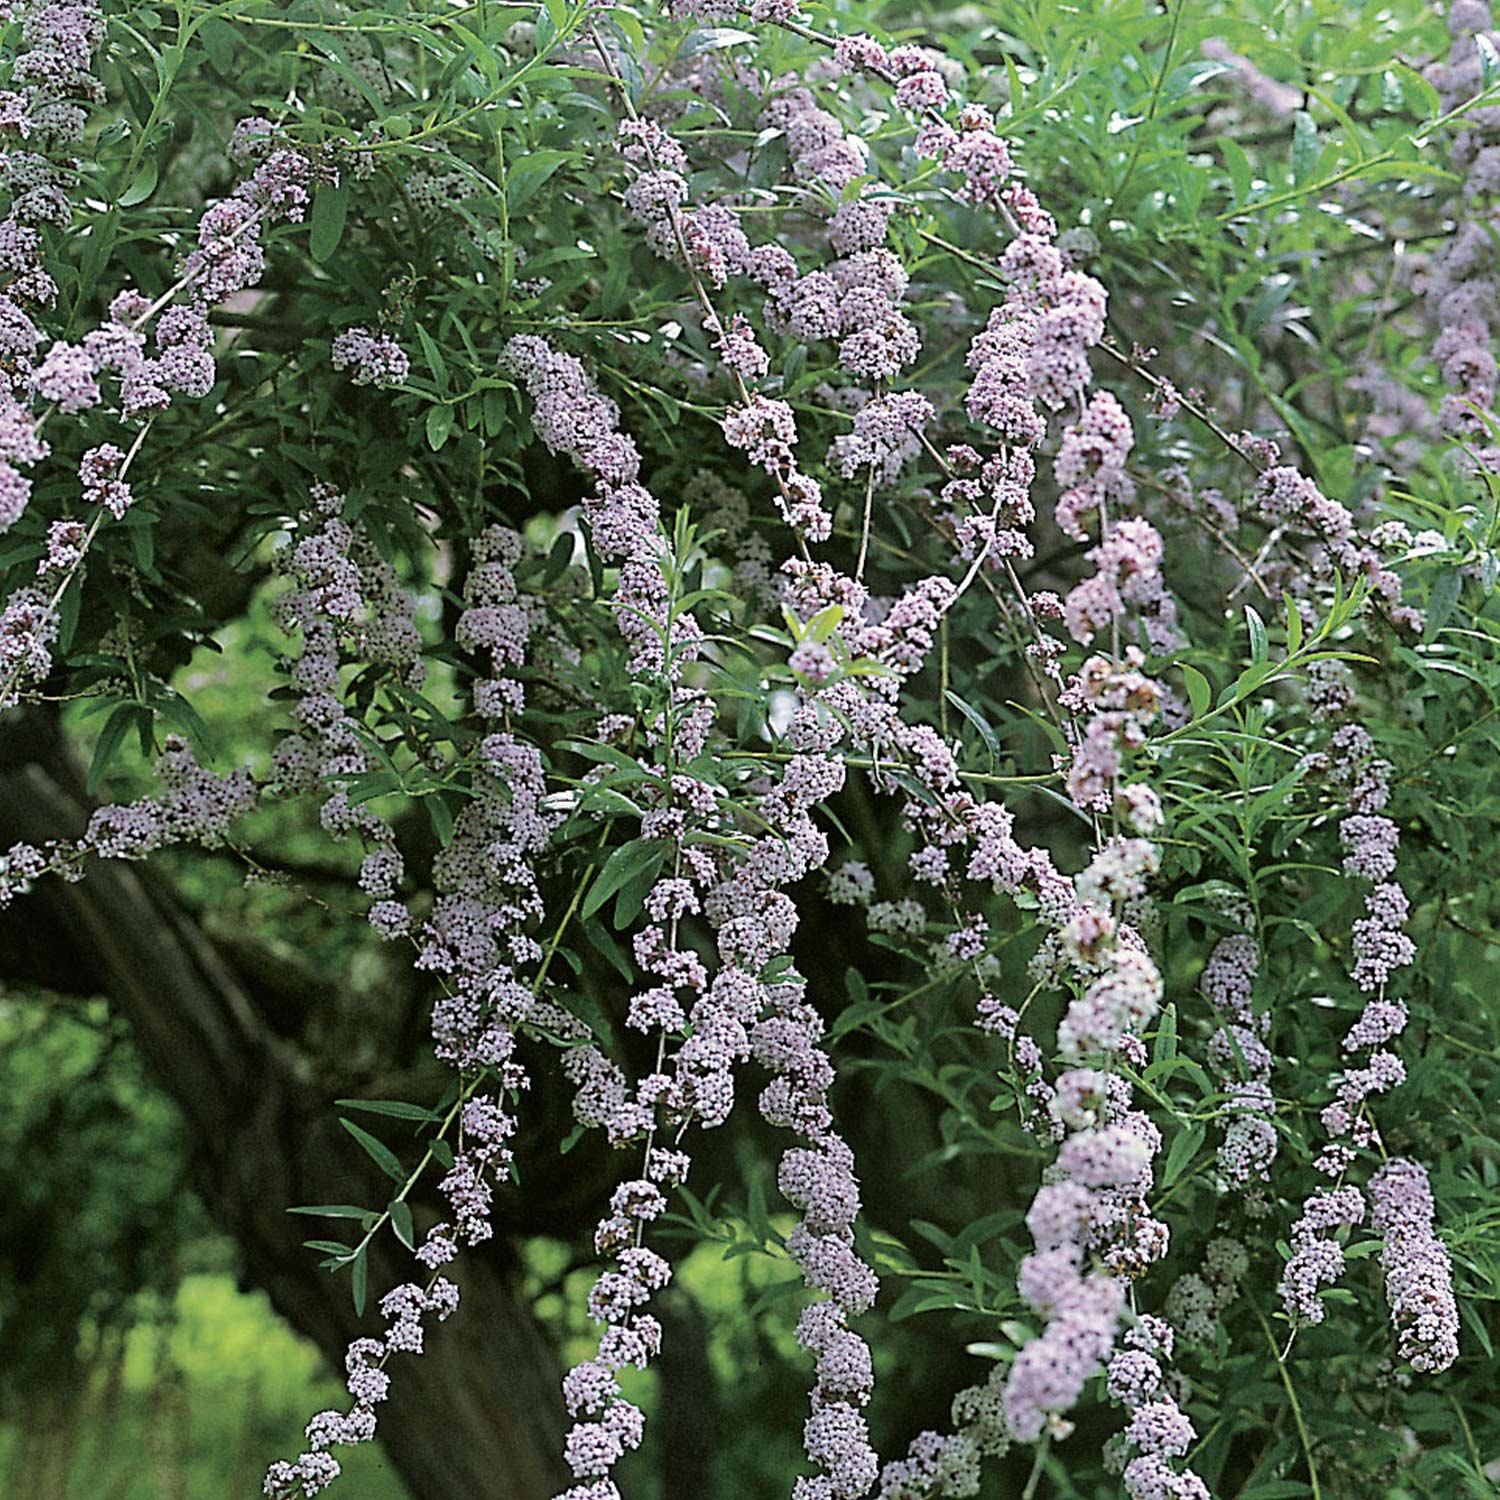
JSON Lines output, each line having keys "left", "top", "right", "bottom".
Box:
{"left": 1257, "top": 1307, "right": 1321, "bottom": 1500}
{"left": 854, "top": 462, "right": 876, "bottom": 583}
{"left": 1449, "top": 1393, "right": 1488, "bottom": 1485}
{"left": 1020, "top": 1433, "right": 1051, "bottom": 1500}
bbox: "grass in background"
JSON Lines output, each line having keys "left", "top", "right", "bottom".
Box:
{"left": 0, "top": 1274, "right": 410, "bottom": 1500}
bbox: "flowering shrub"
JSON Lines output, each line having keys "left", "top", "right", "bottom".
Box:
{"left": 4, "top": 0, "right": 1500, "bottom": 1497}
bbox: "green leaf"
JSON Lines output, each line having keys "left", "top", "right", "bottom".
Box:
{"left": 426, "top": 404, "right": 455, "bottom": 452}
{"left": 416, "top": 323, "right": 449, "bottom": 389}
{"left": 1165, "top": 59, "right": 1234, "bottom": 98}
{"left": 310, "top": 179, "right": 350, "bottom": 264}
{"left": 335, "top": 1098, "right": 442, "bottom": 1123}
{"left": 1182, "top": 663, "right": 1212, "bottom": 720}
{"left": 1161, "top": 1123, "right": 1204, "bottom": 1189}
{"left": 1284, "top": 596, "right": 1303, "bottom": 655}
{"left": 127, "top": 512, "right": 156, "bottom": 574}
{"left": 1221, "top": 137, "right": 1252, "bottom": 206}
{"left": 945, "top": 691, "right": 1000, "bottom": 771}
{"left": 1245, "top": 606, "right": 1268, "bottom": 664}
{"left": 507, "top": 149, "right": 575, "bottom": 212}
{"left": 681, "top": 26, "right": 756, "bottom": 55}
{"left": 288, "top": 1204, "right": 374, "bottom": 1220}
{"left": 425, "top": 793, "right": 455, "bottom": 846}
{"left": 86, "top": 703, "right": 139, "bottom": 795}
{"left": 1425, "top": 568, "right": 1462, "bottom": 642}
{"left": 1152, "top": 1003, "right": 1178, "bottom": 1066}
{"left": 582, "top": 837, "right": 669, "bottom": 922}
{"left": 197, "top": 16, "right": 236, "bottom": 73}
{"left": 340, "top": 1118, "right": 406, "bottom": 1184}
{"left": 304, "top": 1239, "right": 354, "bottom": 1257}
{"left": 389, "top": 1199, "right": 416, "bottom": 1251}
{"left": 1397, "top": 64, "right": 1441, "bottom": 122}
{"left": 351, "top": 1247, "right": 368, "bottom": 1316}
{"left": 806, "top": 603, "right": 844, "bottom": 644}
{"left": 119, "top": 155, "right": 159, "bottom": 207}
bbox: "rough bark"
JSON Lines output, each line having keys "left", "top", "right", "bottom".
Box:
{"left": 0, "top": 726, "right": 569, "bottom": 1500}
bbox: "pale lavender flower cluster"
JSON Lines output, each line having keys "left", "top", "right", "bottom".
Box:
{"left": 501, "top": 332, "right": 879, "bottom": 1499}
{"left": 267, "top": 505, "right": 564, "bottom": 1497}
{"left": 1199, "top": 933, "right": 1278, "bottom": 1195}
{"left": 1054, "top": 391, "right": 1135, "bottom": 541}
{"left": 0, "top": 127, "right": 347, "bottom": 709}
{"left": 1059, "top": 1074, "right": 1169, "bottom": 1281}
{"left": 830, "top": 389, "right": 931, "bottom": 485}
{"left": 617, "top": 113, "right": 751, "bottom": 292}
{"left": 934, "top": 442, "right": 1037, "bottom": 568}
{"left": 757, "top": 76, "right": 892, "bottom": 248}
{"left": 270, "top": 482, "right": 424, "bottom": 944}
{"left": 1248, "top": 453, "right": 1418, "bottom": 629}
{"left": 827, "top": 36, "right": 1014, "bottom": 213}
{"left": 1368, "top": 1159, "right": 1459, "bottom": 1373}
{"left": 501, "top": 334, "right": 659, "bottom": 559}
{"left": 556, "top": 1175, "right": 669, "bottom": 1500}
{"left": 1002, "top": 1157, "right": 1127, "bottom": 1443}
{"left": 0, "top": 732, "right": 255, "bottom": 906}
{"left": 102, "top": 142, "right": 334, "bottom": 423}
{"left": 1299, "top": 721, "right": 1415, "bottom": 1179}
{"left": 0, "top": 1, "right": 105, "bottom": 535}
{"left": 962, "top": 223, "right": 1100, "bottom": 442}
{"left": 1060, "top": 650, "right": 1166, "bottom": 814}
{"left": 84, "top": 736, "right": 255, "bottom": 858}
{"left": 1278, "top": 1186, "right": 1368, "bottom": 1327}
{"left": 613, "top": 109, "right": 844, "bottom": 542}
{"left": 331, "top": 325, "right": 410, "bottom": 388}
{"left": 1420, "top": 2, "right": 1500, "bottom": 452}
{"left": 266, "top": 1281, "right": 459, "bottom": 1498}
{"left": 1062, "top": 508, "right": 1180, "bottom": 666}
{"left": 0, "top": 583, "right": 55, "bottom": 711}
{"left": 1105, "top": 1315, "right": 1209, "bottom": 1500}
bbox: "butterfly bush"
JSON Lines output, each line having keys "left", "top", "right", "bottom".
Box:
{"left": 2, "top": 1, "right": 1497, "bottom": 1497}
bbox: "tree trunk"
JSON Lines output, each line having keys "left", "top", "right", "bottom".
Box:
{"left": 0, "top": 731, "right": 570, "bottom": 1500}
